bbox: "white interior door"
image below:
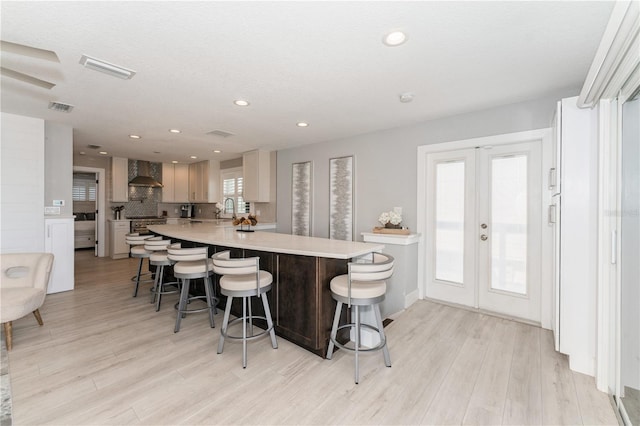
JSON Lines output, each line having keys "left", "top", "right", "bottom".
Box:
{"left": 426, "top": 141, "right": 542, "bottom": 323}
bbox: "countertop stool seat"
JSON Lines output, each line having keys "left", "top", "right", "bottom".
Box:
{"left": 167, "top": 244, "right": 217, "bottom": 333}
{"left": 126, "top": 233, "right": 157, "bottom": 297}
{"left": 144, "top": 238, "right": 180, "bottom": 311}
{"left": 212, "top": 250, "right": 277, "bottom": 368}
{"left": 326, "top": 253, "right": 395, "bottom": 384}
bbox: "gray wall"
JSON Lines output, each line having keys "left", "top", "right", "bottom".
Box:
{"left": 45, "top": 122, "right": 73, "bottom": 217}
{"left": 277, "top": 90, "right": 576, "bottom": 237}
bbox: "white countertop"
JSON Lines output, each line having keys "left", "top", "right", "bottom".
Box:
{"left": 148, "top": 223, "right": 384, "bottom": 259}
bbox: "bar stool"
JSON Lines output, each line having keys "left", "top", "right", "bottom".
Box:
{"left": 326, "top": 253, "right": 395, "bottom": 384}
{"left": 167, "top": 243, "right": 217, "bottom": 333}
{"left": 212, "top": 250, "right": 277, "bottom": 368}
{"left": 126, "top": 233, "right": 157, "bottom": 297}
{"left": 144, "top": 238, "right": 180, "bottom": 311}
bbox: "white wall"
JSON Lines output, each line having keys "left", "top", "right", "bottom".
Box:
{"left": 0, "top": 113, "right": 45, "bottom": 252}
{"left": 45, "top": 122, "right": 73, "bottom": 217}
{"left": 277, "top": 90, "right": 576, "bottom": 238}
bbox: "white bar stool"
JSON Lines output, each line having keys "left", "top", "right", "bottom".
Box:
{"left": 212, "top": 250, "right": 277, "bottom": 368}
{"left": 126, "top": 233, "right": 157, "bottom": 297}
{"left": 144, "top": 238, "right": 180, "bottom": 311}
{"left": 326, "top": 253, "right": 395, "bottom": 384}
{"left": 167, "top": 243, "right": 217, "bottom": 333}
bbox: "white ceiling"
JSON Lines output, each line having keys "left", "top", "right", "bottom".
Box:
{"left": 1, "top": 1, "right": 613, "bottom": 163}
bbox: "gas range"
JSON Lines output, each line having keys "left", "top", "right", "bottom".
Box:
{"left": 128, "top": 216, "right": 167, "bottom": 233}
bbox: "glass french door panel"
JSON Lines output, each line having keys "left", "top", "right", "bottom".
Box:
{"left": 435, "top": 161, "right": 465, "bottom": 284}
{"left": 490, "top": 155, "right": 528, "bottom": 295}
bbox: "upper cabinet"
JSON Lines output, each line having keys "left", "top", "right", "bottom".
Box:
{"left": 243, "top": 150, "right": 271, "bottom": 202}
{"left": 189, "top": 160, "right": 220, "bottom": 203}
{"left": 162, "top": 163, "right": 189, "bottom": 203}
{"left": 111, "top": 157, "right": 128, "bottom": 202}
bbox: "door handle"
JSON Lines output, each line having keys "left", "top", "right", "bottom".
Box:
{"left": 548, "top": 204, "right": 556, "bottom": 225}
{"left": 480, "top": 234, "right": 488, "bottom": 241}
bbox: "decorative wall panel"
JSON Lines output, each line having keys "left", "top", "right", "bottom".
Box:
{"left": 329, "top": 155, "right": 354, "bottom": 241}
{"left": 292, "top": 161, "right": 312, "bottom": 236}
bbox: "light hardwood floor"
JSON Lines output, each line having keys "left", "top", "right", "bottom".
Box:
{"left": 4, "top": 250, "right": 619, "bottom": 425}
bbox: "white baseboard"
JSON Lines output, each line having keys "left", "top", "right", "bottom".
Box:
{"left": 405, "top": 289, "right": 419, "bottom": 308}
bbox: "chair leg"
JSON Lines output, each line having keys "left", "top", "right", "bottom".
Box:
{"left": 154, "top": 265, "right": 164, "bottom": 311}
{"left": 133, "top": 257, "right": 144, "bottom": 297}
{"left": 174, "top": 278, "right": 190, "bottom": 333}
{"left": 218, "top": 296, "right": 233, "bottom": 354}
{"left": 3, "top": 322, "right": 12, "bottom": 351}
{"left": 33, "top": 309, "right": 44, "bottom": 326}
{"left": 374, "top": 304, "right": 391, "bottom": 367}
{"left": 203, "top": 276, "right": 215, "bottom": 328}
{"left": 355, "top": 305, "right": 360, "bottom": 384}
{"left": 326, "top": 301, "right": 342, "bottom": 360}
{"left": 242, "top": 296, "right": 247, "bottom": 368}
{"left": 261, "top": 293, "right": 278, "bottom": 349}
{"left": 150, "top": 264, "right": 161, "bottom": 304}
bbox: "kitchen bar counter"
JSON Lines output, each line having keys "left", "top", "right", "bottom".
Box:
{"left": 147, "top": 223, "right": 383, "bottom": 259}
{"left": 148, "top": 222, "right": 385, "bottom": 357}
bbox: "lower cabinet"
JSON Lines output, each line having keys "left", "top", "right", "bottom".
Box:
{"left": 109, "top": 221, "right": 130, "bottom": 259}
{"left": 45, "top": 217, "right": 75, "bottom": 294}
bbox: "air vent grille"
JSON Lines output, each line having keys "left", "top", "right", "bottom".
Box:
{"left": 48, "top": 101, "right": 74, "bottom": 113}
{"left": 207, "top": 129, "right": 234, "bottom": 138}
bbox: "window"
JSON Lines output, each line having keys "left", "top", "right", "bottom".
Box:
{"left": 220, "top": 167, "right": 250, "bottom": 216}
{"left": 72, "top": 173, "right": 96, "bottom": 201}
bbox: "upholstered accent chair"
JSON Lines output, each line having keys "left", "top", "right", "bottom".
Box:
{"left": 0, "top": 253, "right": 54, "bottom": 350}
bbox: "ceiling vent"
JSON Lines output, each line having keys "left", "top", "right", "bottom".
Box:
{"left": 79, "top": 54, "right": 136, "bottom": 80}
{"left": 207, "top": 129, "right": 234, "bottom": 138}
{"left": 48, "top": 101, "right": 74, "bottom": 113}
{"left": 87, "top": 144, "right": 101, "bottom": 150}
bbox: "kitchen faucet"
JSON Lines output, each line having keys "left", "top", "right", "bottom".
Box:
{"left": 224, "top": 197, "right": 236, "bottom": 219}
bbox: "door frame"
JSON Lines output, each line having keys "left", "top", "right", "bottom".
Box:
{"left": 417, "top": 128, "right": 553, "bottom": 328}
{"left": 73, "top": 166, "right": 106, "bottom": 257}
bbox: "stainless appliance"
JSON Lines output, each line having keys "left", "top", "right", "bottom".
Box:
{"left": 180, "top": 204, "right": 193, "bottom": 218}
{"left": 129, "top": 216, "right": 167, "bottom": 234}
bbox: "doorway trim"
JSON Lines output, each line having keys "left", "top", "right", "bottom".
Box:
{"left": 417, "top": 128, "right": 553, "bottom": 328}
{"left": 73, "top": 166, "right": 106, "bottom": 257}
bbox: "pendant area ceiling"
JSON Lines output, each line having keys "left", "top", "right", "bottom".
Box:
{"left": 0, "top": 1, "right": 614, "bottom": 163}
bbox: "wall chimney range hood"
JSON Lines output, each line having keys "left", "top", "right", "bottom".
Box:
{"left": 129, "top": 160, "right": 163, "bottom": 187}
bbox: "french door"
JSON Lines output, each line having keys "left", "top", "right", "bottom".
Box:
{"left": 425, "top": 141, "right": 542, "bottom": 323}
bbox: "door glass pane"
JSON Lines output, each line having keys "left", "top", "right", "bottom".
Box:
{"left": 435, "top": 161, "right": 465, "bottom": 283}
{"left": 491, "top": 155, "right": 527, "bottom": 294}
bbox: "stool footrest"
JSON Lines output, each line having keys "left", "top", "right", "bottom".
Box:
{"left": 174, "top": 295, "right": 218, "bottom": 314}
{"left": 221, "top": 316, "right": 274, "bottom": 342}
{"left": 329, "top": 323, "right": 387, "bottom": 353}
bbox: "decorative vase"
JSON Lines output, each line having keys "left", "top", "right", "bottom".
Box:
{"left": 385, "top": 222, "right": 401, "bottom": 229}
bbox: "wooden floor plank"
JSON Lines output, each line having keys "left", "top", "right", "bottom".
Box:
{"left": 1, "top": 250, "right": 617, "bottom": 425}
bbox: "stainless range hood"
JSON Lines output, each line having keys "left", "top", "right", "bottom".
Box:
{"left": 129, "top": 160, "right": 163, "bottom": 187}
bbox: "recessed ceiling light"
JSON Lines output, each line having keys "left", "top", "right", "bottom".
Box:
{"left": 383, "top": 30, "right": 407, "bottom": 47}
{"left": 129, "top": 134, "right": 141, "bottom": 139}
{"left": 99, "top": 151, "right": 108, "bottom": 155}
{"left": 234, "top": 100, "right": 250, "bottom": 106}
{"left": 190, "top": 156, "right": 197, "bottom": 159}
{"left": 213, "top": 150, "right": 221, "bottom": 153}
{"left": 296, "top": 122, "right": 309, "bottom": 127}
{"left": 172, "top": 160, "right": 178, "bottom": 164}
{"left": 169, "top": 129, "right": 181, "bottom": 133}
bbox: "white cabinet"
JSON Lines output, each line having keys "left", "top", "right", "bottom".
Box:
{"left": 162, "top": 163, "right": 189, "bottom": 203}
{"left": 188, "top": 160, "right": 220, "bottom": 203}
{"left": 111, "top": 157, "right": 129, "bottom": 202}
{"left": 45, "top": 217, "right": 74, "bottom": 293}
{"left": 243, "top": 150, "right": 271, "bottom": 202}
{"left": 109, "top": 220, "right": 130, "bottom": 259}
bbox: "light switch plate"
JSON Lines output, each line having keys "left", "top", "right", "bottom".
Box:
{"left": 53, "top": 199, "right": 65, "bottom": 206}
{"left": 45, "top": 206, "right": 60, "bottom": 215}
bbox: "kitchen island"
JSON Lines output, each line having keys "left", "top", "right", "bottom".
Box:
{"left": 147, "top": 223, "right": 384, "bottom": 357}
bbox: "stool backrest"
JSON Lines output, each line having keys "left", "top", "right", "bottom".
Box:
{"left": 126, "top": 233, "right": 153, "bottom": 245}
{"left": 212, "top": 251, "right": 261, "bottom": 292}
{"left": 167, "top": 244, "right": 209, "bottom": 262}
{"left": 347, "top": 253, "right": 394, "bottom": 305}
{"left": 144, "top": 238, "right": 171, "bottom": 251}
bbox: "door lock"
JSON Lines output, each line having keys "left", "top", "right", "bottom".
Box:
{"left": 480, "top": 234, "right": 488, "bottom": 241}
{"left": 480, "top": 223, "right": 488, "bottom": 229}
